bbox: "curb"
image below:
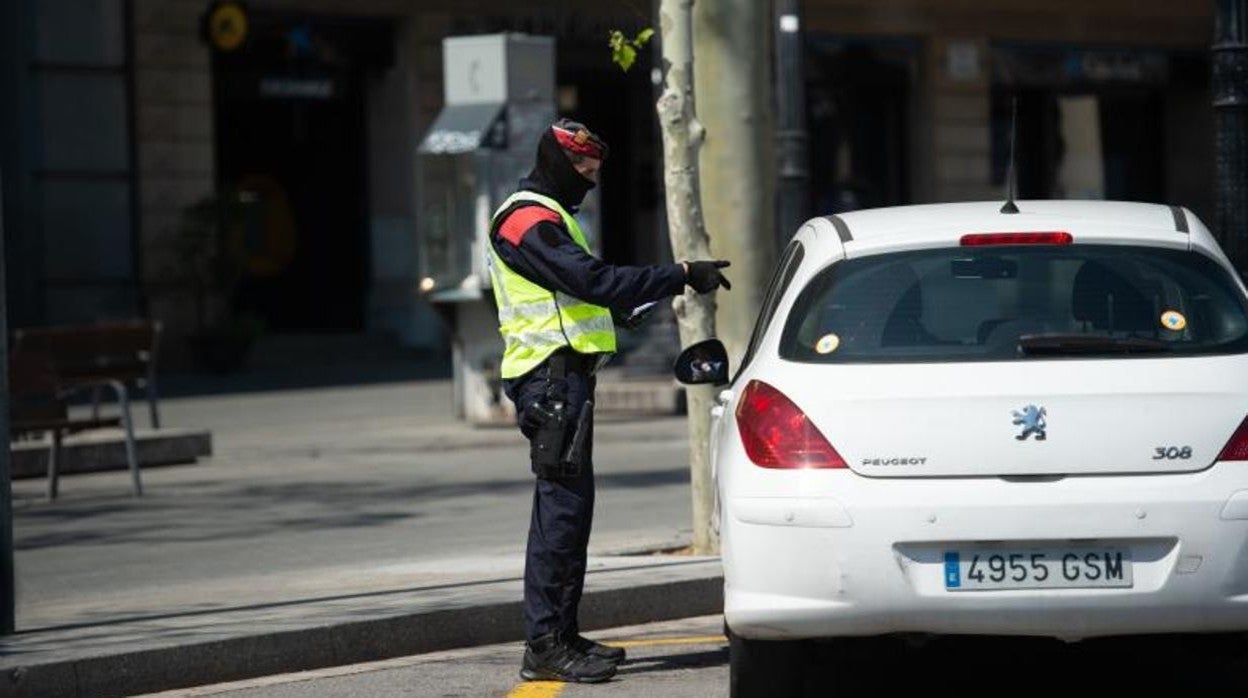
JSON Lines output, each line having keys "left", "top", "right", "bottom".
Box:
{"left": 1, "top": 565, "right": 722, "bottom": 698}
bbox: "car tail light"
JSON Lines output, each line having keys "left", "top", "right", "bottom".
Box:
{"left": 960, "top": 232, "right": 1073, "bottom": 246}
{"left": 735, "top": 380, "right": 846, "bottom": 469}
{"left": 1218, "top": 417, "right": 1248, "bottom": 461}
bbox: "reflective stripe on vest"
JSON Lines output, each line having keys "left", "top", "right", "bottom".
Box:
{"left": 488, "top": 191, "right": 617, "bottom": 379}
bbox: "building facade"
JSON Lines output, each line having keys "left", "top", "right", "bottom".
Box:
{"left": 0, "top": 0, "right": 1218, "bottom": 363}
{"left": 802, "top": 1, "right": 1213, "bottom": 217}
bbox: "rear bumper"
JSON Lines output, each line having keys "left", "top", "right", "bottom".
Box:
{"left": 722, "top": 464, "right": 1248, "bottom": 640}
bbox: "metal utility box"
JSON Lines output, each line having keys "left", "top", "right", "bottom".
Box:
{"left": 418, "top": 35, "right": 556, "bottom": 299}
{"left": 417, "top": 34, "right": 597, "bottom": 423}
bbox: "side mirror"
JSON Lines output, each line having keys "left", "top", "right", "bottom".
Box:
{"left": 673, "top": 339, "right": 730, "bottom": 386}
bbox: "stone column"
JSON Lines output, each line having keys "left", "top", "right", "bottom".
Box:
{"left": 928, "top": 37, "right": 994, "bottom": 203}
{"left": 132, "top": 0, "right": 217, "bottom": 349}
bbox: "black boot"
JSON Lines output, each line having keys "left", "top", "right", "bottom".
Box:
{"left": 570, "top": 633, "right": 626, "bottom": 663}
{"left": 521, "top": 632, "right": 617, "bottom": 683}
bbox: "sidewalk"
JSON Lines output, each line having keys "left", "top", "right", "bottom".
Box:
{"left": 2, "top": 378, "right": 719, "bottom": 697}
{"left": 0, "top": 555, "right": 721, "bottom": 698}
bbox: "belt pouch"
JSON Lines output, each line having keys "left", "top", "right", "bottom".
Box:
{"left": 529, "top": 388, "right": 567, "bottom": 476}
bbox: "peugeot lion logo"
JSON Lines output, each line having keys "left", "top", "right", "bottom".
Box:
{"left": 1012, "top": 405, "right": 1047, "bottom": 441}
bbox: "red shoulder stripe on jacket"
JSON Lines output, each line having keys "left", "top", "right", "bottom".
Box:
{"left": 498, "top": 206, "right": 561, "bottom": 246}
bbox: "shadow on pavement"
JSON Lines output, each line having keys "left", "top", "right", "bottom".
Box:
{"left": 615, "top": 647, "right": 729, "bottom": 676}
{"left": 13, "top": 468, "right": 690, "bottom": 550}
{"left": 159, "top": 338, "right": 452, "bottom": 399}
{"left": 795, "top": 633, "right": 1248, "bottom": 694}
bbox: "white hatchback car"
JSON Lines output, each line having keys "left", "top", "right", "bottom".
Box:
{"left": 673, "top": 200, "right": 1248, "bottom": 696}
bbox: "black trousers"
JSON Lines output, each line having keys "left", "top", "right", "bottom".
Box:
{"left": 505, "top": 361, "right": 597, "bottom": 642}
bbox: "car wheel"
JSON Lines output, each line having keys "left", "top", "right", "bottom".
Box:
{"left": 728, "top": 625, "right": 809, "bottom": 698}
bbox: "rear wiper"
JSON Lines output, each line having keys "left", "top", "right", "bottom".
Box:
{"left": 1017, "top": 333, "right": 1171, "bottom": 356}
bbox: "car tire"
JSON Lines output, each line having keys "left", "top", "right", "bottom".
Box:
{"left": 728, "top": 625, "right": 809, "bottom": 698}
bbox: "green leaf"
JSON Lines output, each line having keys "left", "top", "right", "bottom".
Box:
{"left": 614, "top": 44, "right": 637, "bottom": 71}
{"left": 608, "top": 27, "right": 653, "bottom": 72}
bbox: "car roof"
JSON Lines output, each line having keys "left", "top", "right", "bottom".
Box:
{"left": 837, "top": 200, "right": 1181, "bottom": 238}
{"left": 797, "top": 200, "right": 1221, "bottom": 262}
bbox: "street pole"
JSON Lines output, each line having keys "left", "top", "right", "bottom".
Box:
{"left": 1215, "top": 0, "right": 1248, "bottom": 273}
{"left": 0, "top": 168, "right": 13, "bottom": 636}
{"left": 774, "top": 0, "right": 810, "bottom": 248}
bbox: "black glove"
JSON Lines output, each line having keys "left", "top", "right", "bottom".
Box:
{"left": 685, "top": 260, "right": 732, "bottom": 293}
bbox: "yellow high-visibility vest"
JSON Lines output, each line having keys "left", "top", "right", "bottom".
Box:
{"left": 486, "top": 192, "right": 617, "bottom": 379}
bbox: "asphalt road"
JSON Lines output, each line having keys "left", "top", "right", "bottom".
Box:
{"left": 10, "top": 380, "right": 694, "bottom": 629}
{"left": 139, "top": 613, "right": 1248, "bottom": 697}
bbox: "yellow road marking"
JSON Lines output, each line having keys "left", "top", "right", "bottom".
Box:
{"left": 604, "top": 634, "right": 727, "bottom": 649}
{"left": 504, "top": 635, "right": 726, "bottom": 695}
{"left": 506, "top": 680, "right": 566, "bottom": 697}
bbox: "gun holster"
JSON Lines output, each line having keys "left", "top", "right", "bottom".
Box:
{"left": 529, "top": 400, "right": 594, "bottom": 479}
{"left": 526, "top": 354, "right": 594, "bottom": 479}
{"left": 528, "top": 393, "right": 568, "bottom": 476}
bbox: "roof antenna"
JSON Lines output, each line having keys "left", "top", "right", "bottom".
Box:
{"left": 1000, "top": 96, "right": 1019, "bottom": 214}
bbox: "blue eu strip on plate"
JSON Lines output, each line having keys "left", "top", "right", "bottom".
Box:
{"left": 944, "top": 551, "right": 961, "bottom": 588}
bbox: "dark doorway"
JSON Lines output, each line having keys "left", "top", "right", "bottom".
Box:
{"left": 556, "top": 42, "right": 660, "bottom": 266}
{"left": 805, "top": 39, "right": 915, "bottom": 214}
{"left": 990, "top": 46, "right": 1174, "bottom": 204}
{"left": 212, "top": 15, "right": 392, "bottom": 331}
{"left": 992, "top": 88, "right": 1165, "bottom": 202}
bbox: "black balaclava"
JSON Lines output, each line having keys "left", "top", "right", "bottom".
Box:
{"left": 523, "top": 121, "right": 606, "bottom": 212}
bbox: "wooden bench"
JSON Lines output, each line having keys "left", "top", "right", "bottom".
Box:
{"left": 9, "top": 321, "right": 161, "bottom": 499}
{"left": 13, "top": 321, "right": 163, "bottom": 429}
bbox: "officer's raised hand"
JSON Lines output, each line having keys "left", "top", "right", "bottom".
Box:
{"left": 683, "top": 260, "right": 732, "bottom": 293}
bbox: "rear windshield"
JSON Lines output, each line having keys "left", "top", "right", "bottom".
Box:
{"left": 781, "top": 245, "right": 1248, "bottom": 363}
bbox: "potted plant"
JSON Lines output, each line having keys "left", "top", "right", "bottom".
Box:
{"left": 173, "top": 192, "right": 266, "bottom": 373}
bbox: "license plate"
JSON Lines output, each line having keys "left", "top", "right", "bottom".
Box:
{"left": 943, "top": 547, "right": 1133, "bottom": 591}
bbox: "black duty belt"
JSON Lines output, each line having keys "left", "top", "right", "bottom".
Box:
{"left": 545, "top": 350, "right": 601, "bottom": 379}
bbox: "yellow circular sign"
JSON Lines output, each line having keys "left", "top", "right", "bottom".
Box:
{"left": 1161, "top": 310, "right": 1187, "bottom": 331}
{"left": 815, "top": 333, "right": 841, "bottom": 354}
{"left": 208, "top": 2, "right": 248, "bottom": 52}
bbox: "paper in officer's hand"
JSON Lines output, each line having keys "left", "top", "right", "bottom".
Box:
{"left": 626, "top": 301, "right": 659, "bottom": 324}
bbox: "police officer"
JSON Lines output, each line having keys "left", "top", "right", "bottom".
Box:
{"left": 487, "top": 119, "right": 731, "bottom": 684}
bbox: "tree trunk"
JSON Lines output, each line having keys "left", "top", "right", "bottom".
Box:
{"left": 694, "top": 0, "right": 775, "bottom": 367}
{"left": 657, "top": 0, "right": 719, "bottom": 555}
